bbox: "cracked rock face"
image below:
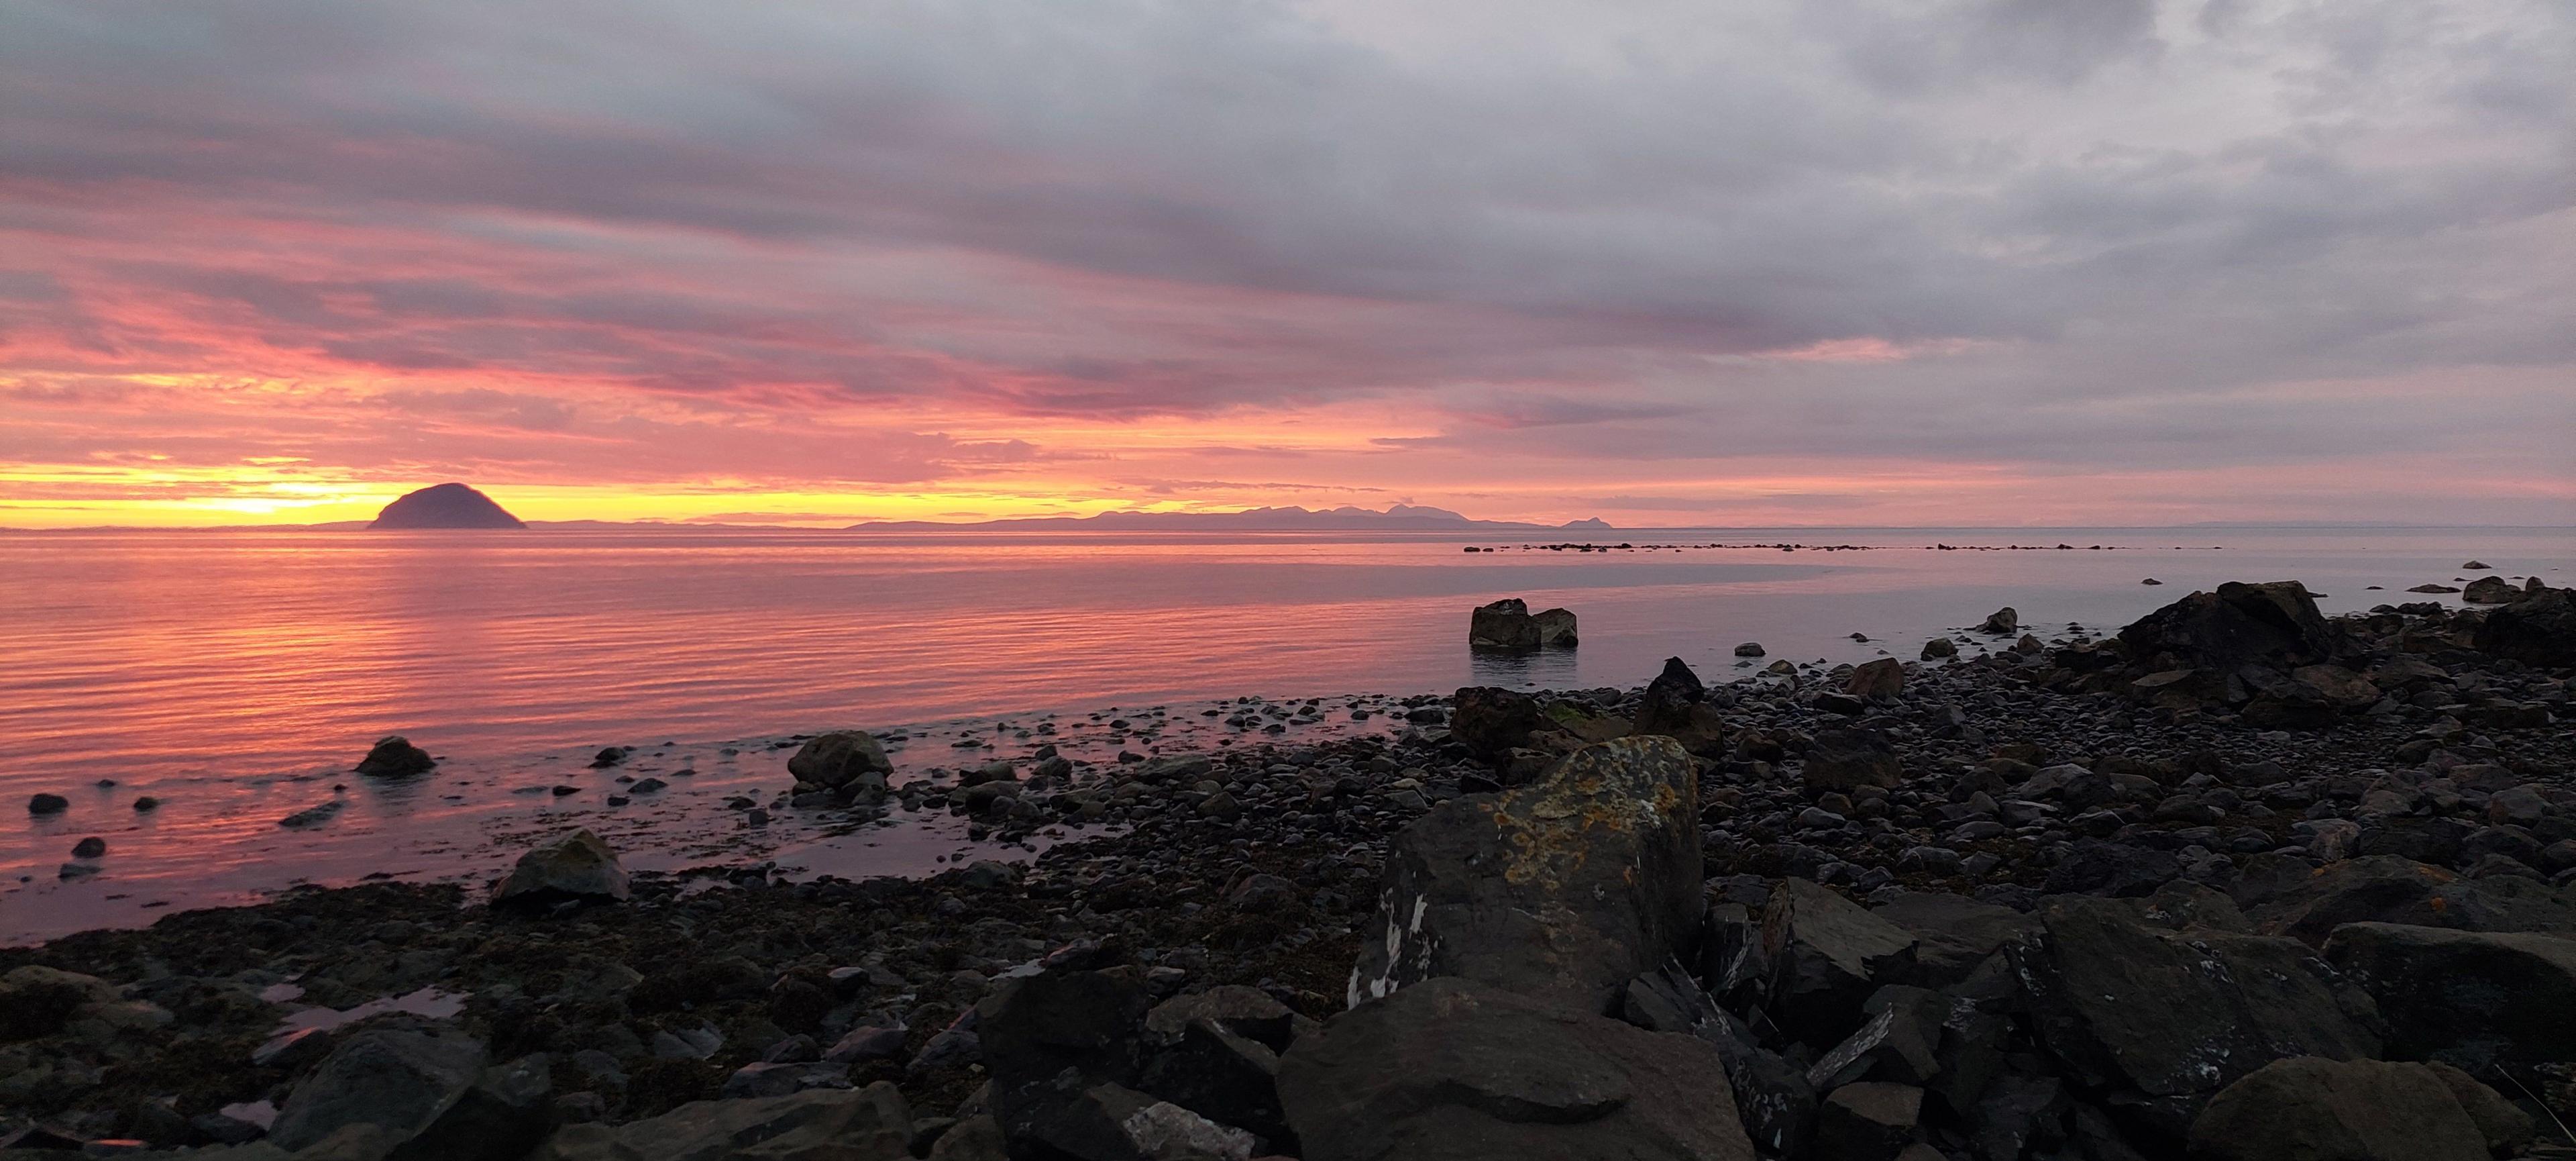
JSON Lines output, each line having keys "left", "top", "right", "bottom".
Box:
{"left": 1348, "top": 736, "right": 1701, "bottom": 1015}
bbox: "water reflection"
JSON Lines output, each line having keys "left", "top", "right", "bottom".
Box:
{"left": 1467, "top": 645, "right": 1584, "bottom": 691}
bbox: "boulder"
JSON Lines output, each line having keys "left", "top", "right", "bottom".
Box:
{"left": 356, "top": 736, "right": 435, "bottom": 776}
{"left": 2115, "top": 580, "right": 2353, "bottom": 674}
{"left": 1801, "top": 728, "right": 1902, "bottom": 793}
{"left": 1979, "top": 607, "right": 2018, "bottom": 636}
{"left": 2461, "top": 576, "right": 2518, "bottom": 604}
{"left": 2041, "top": 839, "right": 2182, "bottom": 899}
{"left": 1449, "top": 687, "right": 1544, "bottom": 760}
{"left": 2239, "top": 856, "right": 2576, "bottom": 946}
{"left": 27, "top": 793, "right": 68, "bottom": 815}
{"left": 1620, "top": 963, "right": 1816, "bottom": 1155}
{"left": 267, "top": 1030, "right": 486, "bottom": 1154}
{"left": 1761, "top": 879, "right": 1918, "bottom": 1047}
{"left": 1813, "top": 1082, "right": 1922, "bottom": 1161}
{"left": 491, "top": 829, "right": 630, "bottom": 910}
{"left": 1349, "top": 737, "right": 1701, "bottom": 1015}
{"left": 0, "top": 966, "right": 115, "bottom": 1041}
{"left": 786, "top": 731, "right": 893, "bottom": 791}
{"left": 1631, "top": 658, "right": 1727, "bottom": 758}
{"left": 1920, "top": 638, "right": 1956, "bottom": 660}
{"left": 2473, "top": 586, "right": 2576, "bottom": 668}
{"left": 2185, "top": 1057, "right": 2504, "bottom": 1161}
{"left": 1844, "top": 658, "right": 1904, "bottom": 700}
{"left": 2010, "top": 897, "right": 2380, "bottom": 1142}
{"left": 533, "top": 1083, "right": 914, "bottom": 1161}
{"left": 2322, "top": 922, "right": 2576, "bottom": 1071}
{"left": 1868, "top": 893, "right": 2037, "bottom": 989}
{"left": 1468, "top": 598, "right": 1576, "bottom": 650}
{"left": 1279, "top": 977, "right": 1755, "bottom": 1161}
{"left": 1138, "top": 987, "right": 1301, "bottom": 1148}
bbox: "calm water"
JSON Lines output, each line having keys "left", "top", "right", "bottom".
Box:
{"left": 1, "top": 525, "right": 2565, "bottom": 939}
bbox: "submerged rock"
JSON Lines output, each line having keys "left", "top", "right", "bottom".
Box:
{"left": 491, "top": 829, "right": 631, "bottom": 910}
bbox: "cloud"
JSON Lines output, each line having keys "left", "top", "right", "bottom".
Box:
{"left": 0, "top": 0, "right": 2570, "bottom": 525}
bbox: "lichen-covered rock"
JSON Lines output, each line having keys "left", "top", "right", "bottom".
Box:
{"left": 1349, "top": 736, "right": 1700, "bottom": 1015}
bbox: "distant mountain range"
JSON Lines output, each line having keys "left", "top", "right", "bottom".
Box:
{"left": 847, "top": 505, "right": 1616, "bottom": 532}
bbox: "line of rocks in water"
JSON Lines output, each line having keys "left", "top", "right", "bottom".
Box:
{"left": 1, "top": 579, "right": 2573, "bottom": 1160}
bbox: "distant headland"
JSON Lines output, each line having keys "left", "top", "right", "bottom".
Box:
{"left": 368, "top": 483, "right": 526, "bottom": 529}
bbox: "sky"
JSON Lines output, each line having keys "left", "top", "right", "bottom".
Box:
{"left": 2, "top": 0, "right": 2571, "bottom": 528}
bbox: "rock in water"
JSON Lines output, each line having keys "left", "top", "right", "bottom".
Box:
{"left": 368, "top": 483, "right": 527, "bottom": 529}
{"left": 2116, "top": 580, "right": 2351, "bottom": 674}
{"left": 2186, "top": 1057, "right": 2514, "bottom": 1161}
{"left": 356, "top": 735, "right": 435, "bottom": 776}
{"left": 1349, "top": 736, "right": 1701, "bottom": 1015}
{"left": 1468, "top": 597, "right": 1576, "bottom": 649}
{"left": 27, "top": 793, "right": 67, "bottom": 815}
{"left": 535, "top": 1084, "right": 915, "bottom": 1161}
{"left": 1278, "top": 977, "right": 1756, "bottom": 1161}
{"left": 2472, "top": 586, "right": 2576, "bottom": 668}
{"left": 787, "top": 730, "right": 894, "bottom": 791}
{"left": 2460, "top": 575, "right": 2518, "bottom": 604}
{"left": 1631, "top": 658, "right": 1727, "bottom": 758}
{"left": 492, "top": 829, "right": 630, "bottom": 910}
{"left": 1978, "top": 607, "right": 2018, "bottom": 635}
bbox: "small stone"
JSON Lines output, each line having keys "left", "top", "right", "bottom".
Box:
{"left": 70, "top": 837, "right": 105, "bottom": 858}
{"left": 1735, "top": 642, "right": 1766, "bottom": 657}
{"left": 28, "top": 793, "right": 68, "bottom": 815}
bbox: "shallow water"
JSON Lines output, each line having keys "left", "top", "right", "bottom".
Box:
{"left": 2, "top": 524, "right": 2565, "bottom": 940}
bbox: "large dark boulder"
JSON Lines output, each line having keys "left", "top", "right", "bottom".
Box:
{"left": 1468, "top": 597, "right": 1576, "bottom": 650}
{"left": 2473, "top": 586, "right": 2576, "bottom": 668}
{"left": 1349, "top": 736, "right": 1701, "bottom": 1015}
{"left": 268, "top": 1031, "right": 488, "bottom": 1154}
{"left": 1137, "top": 986, "right": 1304, "bottom": 1148}
{"left": 2010, "top": 897, "right": 2380, "bottom": 1142}
{"left": 1450, "top": 686, "right": 1544, "bottom": 760}
{"left": 2185, "top": 1057, "right": 2518, "bottom": 1161}
{"left": 2115, "top": 580, "right": 2353, "bottom": 674}
{"left": 369, "top": 482, "right": 527, "bottom": 529}
{"left": 2322, "top": 922, "right": 2576, "bottom": 1072}
{"left": 1868, "top": 892, "right": 2038, "bottom": 989}
{"left": 1760, "top": 879, "right": 1918, "bottom": 1048}
{"left": 786, "top": 731, "right": 893, "bottom": 792}
{"left": 2042, "top": 839, "right": 2183, "bottom": 899}
{"left": 1632, "top": 658, "right": 1727, "bottom": 758}
{"left": 1279, "top": 977, "right": 1756, "bottom": 1161}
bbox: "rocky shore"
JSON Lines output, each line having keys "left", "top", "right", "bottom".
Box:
{"left": 5, "top": 580, "right": 2575, "bottom": 1160}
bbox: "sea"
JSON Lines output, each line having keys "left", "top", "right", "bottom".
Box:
{"left": 1, "top": 524, "right": 2565, "bottom": 941}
